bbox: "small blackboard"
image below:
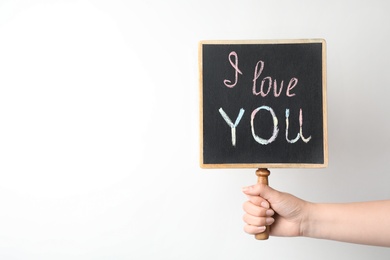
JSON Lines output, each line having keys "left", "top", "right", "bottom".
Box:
{"left": 199, "top": 39, "right": 328, "bottom": 168}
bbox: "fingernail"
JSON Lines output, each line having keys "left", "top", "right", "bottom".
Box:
{"left": 261, "top": 201, "right": 269, "bottom": 208}
{"left": 266, "top": 217, "right": 274, "bottom": 225}
{"left": 266, "top": 209, "right": 274, "bottom": 216}
{"left": 256, "top": 226, "right": 266, "bottom": 233}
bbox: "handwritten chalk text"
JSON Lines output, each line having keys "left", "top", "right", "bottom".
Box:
{"left": 219, "top": 107, "right": 311, "bottom": 146}
{"left": 224, "top": 51, "right": 298, "bottom": 97}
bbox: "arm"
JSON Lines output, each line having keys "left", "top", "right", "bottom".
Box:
{"left": 242, "top": 184, "right": 390, "bottom": 247}
{"left": 305, "top": 201, "right": 390, "bottom": 247}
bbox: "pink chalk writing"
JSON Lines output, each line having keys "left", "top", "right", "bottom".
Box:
{"left": 223, "top": 51, "right": 242, "bottom": 88}
{"left": 223, "top": 51, "right": 299, "bottom": 97}
{"left": 252, "top": 60, "right": 298, "bottom": 97}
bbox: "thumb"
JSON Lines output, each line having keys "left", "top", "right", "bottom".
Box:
{"left": 242, "top": 183, "right": 280, "bottom": 202}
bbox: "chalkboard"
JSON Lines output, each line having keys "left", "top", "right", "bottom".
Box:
{"left": 199, "top": 39, "right": 328, "bottom": 168}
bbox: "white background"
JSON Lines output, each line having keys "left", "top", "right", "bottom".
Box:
{"left": 1, "top": 0, "right": 390, "bottom": 259}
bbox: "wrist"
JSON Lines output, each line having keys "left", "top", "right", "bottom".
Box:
{"left": 299, "top": 201, "right": 317, "bottom": 238}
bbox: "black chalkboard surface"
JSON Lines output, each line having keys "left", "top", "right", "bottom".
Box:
{"left": 199, "top": 39, "right": 328, "bottom": 168}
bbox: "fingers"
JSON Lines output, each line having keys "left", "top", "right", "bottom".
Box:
{"left": 242, "top": 184, "right": 277, "bottom": 235}
{"left": 242, "top": 183, "right": 278, "bottom": 202}
{"left": 242, "top": 183, "right": 265, "bottom": 196}
{"left": 243, "top": 200, "right": 274, "bottom": 217}
{"left": 243, "top": 211, "right": 274, "bottom": 226}
{"left": 243, "top": 214, "right": 275, "bottom": 235}
{"left": 242, "top": 199, "right": 275, "bottom": 235}
{"left": 244, "top": 224, "right": 266, "bottom": 235}
{"left": 246, "top": 194, "right": 270, "bottom": 208}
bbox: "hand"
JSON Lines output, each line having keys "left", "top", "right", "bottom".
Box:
{"left": 242, "top": 184, "right": 309, "bottom": 237}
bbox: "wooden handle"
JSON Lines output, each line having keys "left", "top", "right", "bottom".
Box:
{"left": 255, "top": 168, "right": 270, "bottom": 240}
